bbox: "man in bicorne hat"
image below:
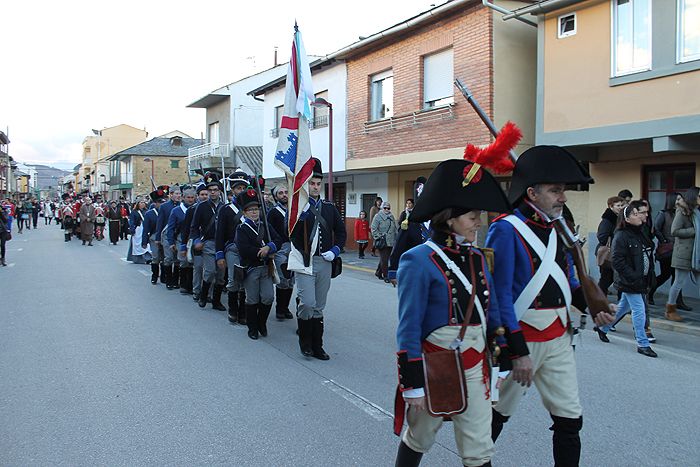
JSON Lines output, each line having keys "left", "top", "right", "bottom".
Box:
{"left": 485, "top": 145, "right": 614, "bottom": 467}
{"left": 215, "top": 170, "right": 250, "bottom": 324}
{"left": 191, "top": 172, "right": 227, "bottom": 311}
{"left": 157, "top": 185, "right": 182, "bottom": 290}
{"left": 268, "top": 184, "right": 295, "bottom": 320}
{"left": 288, "top": 158, "right": 346, "bottom": 360}
{"left": 143, "top": 188, "right": 166, "bottom": 284}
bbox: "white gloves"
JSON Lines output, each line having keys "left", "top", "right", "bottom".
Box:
{"left": 321, "top": 250, "right": 336, "bottom": 262}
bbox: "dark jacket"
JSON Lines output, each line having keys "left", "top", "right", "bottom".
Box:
{"left": 596, "top": 208, "right": 618, "bottom": 253}
{"left": 141, "top": 207, "right": 159, "bottom": 248}
{"left": 289, "top": 197, "right": 346, "bottom": 267}
{"left": 215, "top": 201, "right": 245, "bottom": 260}
{"left": 190, "top": 198, "right": 224, "bottom": 244}
{"left": 612, "top": 225, "right": 655, "bottom": 294}
{"left": 267, "top": 203, "right": 290, "bottom": 243}
{"left": 235, "top": 218, "right": 280, "bottom": 268}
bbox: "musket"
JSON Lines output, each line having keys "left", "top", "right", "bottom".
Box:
{"left": 252, "top": 175, "right": 280, "bottom": 284}
{"left": 454, "top": 78, "right": 609, "bottom": 320}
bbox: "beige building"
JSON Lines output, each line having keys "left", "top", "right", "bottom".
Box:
{"left": 504, "top": 0, "right": 699, "bottom": 288}
{"left": 81, "top": 124, "right": 148, "bottom": 197}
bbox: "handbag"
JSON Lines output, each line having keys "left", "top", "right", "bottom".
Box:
{"left": 331, "top": 256, "right": 342, "bottom": 278}
{"left": 421, "top": 250, "right": 478, "bottom": 418}
{"left": 655, "top": 242, "right": 673, "bottom": 260}
{"left": 596, "top": 238, "right": 612, "bottom": 267}
{"left": 374, "top": 235, "right": 387, "bottom": 250}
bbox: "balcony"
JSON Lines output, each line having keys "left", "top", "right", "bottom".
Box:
{"left": 362, "top": 103, "right": 455, "bottom": 135}
{"left": 187, "top": 142, "right": 231, "bottom": 170}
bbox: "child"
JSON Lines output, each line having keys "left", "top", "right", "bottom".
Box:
{"left": 235, "top": 187, "right": 281, "bottom": 340}
{"left": 354, "top": 210, "right": 369, "bottom": 258}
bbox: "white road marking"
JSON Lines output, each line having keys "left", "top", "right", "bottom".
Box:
{"left": 16, "top": 248, "right": 23, "bottom": 251}
{"left": 322, "top": 379, "right": 393, "bottom": 421}
{"left": 139, "top": 270, "right": 151, "bottom": 277}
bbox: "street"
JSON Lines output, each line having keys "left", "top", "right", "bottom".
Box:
{"left": 1, "top": 225, "right": 699, "bottom": 466}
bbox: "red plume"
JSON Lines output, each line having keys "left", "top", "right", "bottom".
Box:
{"left": 463, "top": 121, "right": 521, "bottom": 174}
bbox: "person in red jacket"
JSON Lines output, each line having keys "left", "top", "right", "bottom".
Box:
{"left": 354, "top": 210, "right": 370, "bottom": 258}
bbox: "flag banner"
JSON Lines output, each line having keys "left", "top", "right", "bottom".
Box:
{"left": 274, "top": 24, "right": 315, "bottom": 235}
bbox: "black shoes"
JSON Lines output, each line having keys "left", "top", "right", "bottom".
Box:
{"left": 198, "top": 282, "right": 211, "bottom": 308}
{"left": 297, "top": 319, "right": 313, "bottom": 357}
{"left": 646, "top": 330, "right": 657, "bottom": 343}
{"left": 246, "top": 304, "right": 259, "bottom": 339}
{"left": 637, "top": 347, "right": 658, "bottom": 358}
{"left": 211, "top": 285, "right": 227, "bottom": 311}
{"left": 594, "top": 327, "right": 610, "bottom": 343}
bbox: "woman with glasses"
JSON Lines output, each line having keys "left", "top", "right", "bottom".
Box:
{"left": 371, "top": 201, "right": 397, "bottom": 282}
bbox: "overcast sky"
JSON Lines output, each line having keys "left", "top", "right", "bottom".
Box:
{"left": 1, "top": 0, "right": 441, "bottom": 171}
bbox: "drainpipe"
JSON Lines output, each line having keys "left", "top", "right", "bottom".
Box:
{"left": 482, "top": 0, "right": 537, "bottom": 27}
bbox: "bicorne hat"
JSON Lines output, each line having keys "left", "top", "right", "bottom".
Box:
{"left": 311, "top": 158, "right": 323, "bottom": 179}
{"left": 157, "top": 185, "right": 170, "bottom": 197}
{"left": 507, "top": 145, "right": 593, "bottom": 204}
{"left": 149, "top": 188, "right": 167, "bottom": 203}
{"left": 226, "top": 170, "right": 249, "bottom": 190}
{"left": 413, "top": 177, "right": 427, "bottom": 200}
{"left": 203, "top": 172, "right": 223, "bottom": 190}
{"left": 237, "top": 186, "right": 260, "bottom": 211}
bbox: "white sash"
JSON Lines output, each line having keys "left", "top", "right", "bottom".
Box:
{"left": 229, "top": 203, "right": 240, "bottom": 215}
{"left": 503, "top": 215, "right": 571, "bottom": 322}
{"left": 425, "top": 241, "right": 487, "bottom": 347}
{"left": 275, "top": 205, "right": 286, "bottom": 216}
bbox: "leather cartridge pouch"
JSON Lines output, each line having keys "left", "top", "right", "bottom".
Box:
{"left": 422, "top": 254, "right": 477, "bottom": 418}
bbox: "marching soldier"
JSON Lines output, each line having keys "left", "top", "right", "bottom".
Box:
{"left": 267, "top": 184, "right": 295, "bottom": 320}
{"left": 394, "top": 159, "right": 511, "bottom": 467}
{"left": 288, "top": 158, "right": 346, "bottom": 360}
{"left": 485, "top": 146, "right": 614, "bottom": 467}
{"left": 190, "top": 173, "right": 227, "bottom": 311}
{"left": 235, "top": 187, "right": 282, "bottom": 339}
{"left": 182, "top": 184, "right": 209, "bottom": 300}
{"left": 143, "top": 188, "right": 167, "bottom": 284}
{"left": 157, "top": 185, "right": 181, "bottom": 290}
{"left": 61, "top": 194, "right": 76, "bottom": 242}
{"left": 166, "top": 187, "right": 196, "bottom": 293}
{"left": 215, "top": 171, "right": 250, "bottom": 324}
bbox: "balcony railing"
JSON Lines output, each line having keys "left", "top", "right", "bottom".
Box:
{"left": 187, "top": 142, "right": 231, "bottom": 170}
{"left": 362, "top": 103, "right": 455, "bottom": 135}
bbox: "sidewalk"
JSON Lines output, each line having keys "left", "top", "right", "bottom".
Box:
{"left": 341, "top": 249, "right": 700, "bottom": 336}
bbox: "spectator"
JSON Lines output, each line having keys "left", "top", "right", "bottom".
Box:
{"left": 31, "top": 198, "right": 40, "bottom": 229}
{"left": 354, "top": 210, "right": 370, "bottom": 258}
{"left": 618, "top": 189, "right": 633, "bottom": 206}
{"left": 665, "top": 187, "right": 700, "bottom": 322}
{"left": 0, "top": 202, "right": 10, "bottom": 266}
{"left": 398, "top": 198, "right": 414, "bottom": 226}
{"left": 596, "top": 196, "right": 624, "bottom": 295}
{"left": 368, "top": 197, "right": 383, "bottom": 257}
{"left": 371, "top": 201, "right": 397, "bottom": 282}
{"left": 595, "top": 201, "right": 657, "bottom": 358}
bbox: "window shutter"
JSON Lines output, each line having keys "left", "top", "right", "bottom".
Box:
{"left": 423, "top": 49, "right": 453, "bottom": 105}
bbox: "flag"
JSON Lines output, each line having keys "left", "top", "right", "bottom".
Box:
{"left": 274, "top": 24, "right": 315, "bottom": 235}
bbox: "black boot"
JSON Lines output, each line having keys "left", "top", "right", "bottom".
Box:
{"left": 166, "top": 265, "right": 177, "bottom": 290}
{"left": 281, "top": 288, "right": 294, "bottom": 319}
{"left": 394, "top": 441, "right": 422, "bottom": 467}
{"left": 275, "top": 288, "right": 287, "bottom": 320}
{"left": 237, "top": 291, "right": 247, "bottom": 325}
{"left": 172, "top": 264, "right": 180, "bottom": 289}
{"left": 211, "top": 284, "right": 226, "bottom": 311}
{"left": 160, "top": 263, "right": 167, "bottom": 284}
{"left": 297, "top": 318, "right": 313, "bottom": 357}
{"left": 64, "top": 233, "right": 70, "bottom": 242}
{"left": 227, "top": 290, "right": 239, "bottom": 323}
{"left": 246, "top": 303, "right": 259, "bottom": 339}
{"left": 151, "top": 264, "right": 160, "bottom": 285}
{"left": 677, "top": 291, "right": 693, "bottom": 311}
{"left": 310, "top": 317, "right": 330, "bottom": 360}
{"left": 258, "top": 303, "right": 272, "bottom": 337}
{"left": 179, "top": 268, "right": 191, "bottom": 294}
{"left": 551, "top": 415, "right": 582, "bottom": 467}
{"left": 491, "top": 409, "right": 510, "bottom": 442}
{"left": 198, "top": 281, "right": 211, "bottom": 308}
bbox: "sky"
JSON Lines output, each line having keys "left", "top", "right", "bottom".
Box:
{"left": 1, "top": 0, "right": 442, "bottom": 171}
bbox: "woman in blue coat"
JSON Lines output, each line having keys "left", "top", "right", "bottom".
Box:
{"left": 394, "top": 158, "right": 513, "bottom": 467}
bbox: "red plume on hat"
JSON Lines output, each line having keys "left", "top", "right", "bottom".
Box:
{"left": 462, "top": 121, "right": 521, "bottom": 186}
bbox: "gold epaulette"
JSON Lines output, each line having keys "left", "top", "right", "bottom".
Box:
{"left": 481, "top": 247, "right": 495, "bottom": 274}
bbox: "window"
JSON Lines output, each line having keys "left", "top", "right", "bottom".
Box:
{"left": 423, "top": 49, "right": 454, "bottom": 109}
{"left": 678, "top": 0, "right": 700, "bottom": 62}
{"left": 312, "top": 90, "right": 329, "bottom": 129}
{"left": 644, "top": 164, "right": 695, "bottom": 214}
{"left": 558, "top": 13, "right": 577, "bottom": 38}
{"left": 208, "top": 121, "right": 219, "bottom": 144}
{"left": 612, "top": 0, "right": 652, "bottom": 76}
{"left": 170, "top": 160, "right": 179, "bottom": 169}
{"left": 370, "top": 70, "right": 393, "bottom": 121}
{"left": 270, "top": 105, "right": 284, "bottom": 137}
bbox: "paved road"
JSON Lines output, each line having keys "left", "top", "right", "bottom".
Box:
{"left": 1, "top": 225, "right": 699, "bottom": 466}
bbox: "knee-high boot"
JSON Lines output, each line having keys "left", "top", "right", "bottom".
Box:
{"left": 198, "top": 281, "right": 211, "bottom": 308}
{"left": 258, "top": 303, "right": 272, "bottom": 337}
{"left": 394, "top": 441, "right": 422, "bottom": 467}
{"left": 172, "top": 264, "right": 180, "bottom": 288}
{"left": 551, "top": 415, "right": 582, "bottom": 467}
{"left": 151, "top": 263, "right": 160, "bottom": 285}
{"left": 280, "top": 288, "right": 294, "bottom": 319}
{"left": 275, "top": 288, "right": 287, "bottom": 320}
{"left": 297, "top": 318, "right": 313, "bottom": 357}
{"left": 160, "top": 264, "right": 169, "bottom": 287}
{"left": 64, "top": 233, "right": 71, "bottom": 242}
{"left": 211, "top": 284, "right": 226, "bottom": 311}
{"left": 246, "top": 303, "right": 259, "bottom": 339}
{"left": 491, "top": 409, "right": 510, "bottom": 442}
{"left": 179, "top": 268, "right": 191, "bottom": 294}
{"left": 227, "top": 290, "right": 239, "bottom": 323}
{"left": 237, "top": 291, "right": 247, "bottom": 324}
{"left": 310, "top": 317, "right": 330, "bottom": 360}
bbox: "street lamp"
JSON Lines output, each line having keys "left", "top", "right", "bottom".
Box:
{"left": 311, "top": 97, "right": 333, "bottom": 201}
{"left": 99, "top": 174, "right": 106, "bottom": 198}
{"left": 143, "top": 157, "right": 155, "bottom": 189}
